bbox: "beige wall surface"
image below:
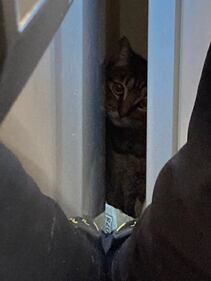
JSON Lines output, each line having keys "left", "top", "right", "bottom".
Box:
{"left": 120, "top": 0, "right": 148, "bottom": 58}
{"left": 105, "top": 0, "right": 120, "bottom": 54}
{"left": 105, "top": 0, "right": 148, "bottom": 58}
{"left": 0, "top": 40, "right": 58, "bottom": 200}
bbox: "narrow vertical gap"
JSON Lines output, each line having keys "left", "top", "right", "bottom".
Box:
{"left": 103, "top": 0, "right": 148, "bottom": 228}
{"left": 172, "top": 0, "right": 182, "bottom": 154}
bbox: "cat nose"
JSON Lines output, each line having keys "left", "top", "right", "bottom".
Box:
{"left": 118, "top": 107, "right": 128, "bottom": 118}
{"left": 118, "top": 100, "right": 131, "bottom": 118}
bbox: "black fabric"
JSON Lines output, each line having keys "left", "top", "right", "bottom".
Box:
{"left": 102, "top": 220, "right": 136, "bottom": 280}
{"left": 1, "top": 36, "right": 211, "bottom": 281}
{"left": 112, "top": 43, "right": 211, "bottom": 281}
{"left": 0, "top": 143, "right": 105, "bottom": 281}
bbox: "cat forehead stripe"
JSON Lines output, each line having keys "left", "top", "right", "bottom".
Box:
{"left": 123, "top": 86, "right": 128, "bottom": 101}
{"left": 126, "top": 78, "right": 135, "bottom": 89}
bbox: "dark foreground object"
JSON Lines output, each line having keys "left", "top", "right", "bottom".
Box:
{"left": 1, "top": 42, "right": 211, "bottom": 281}
{"left": 0, "top": 144, "right": 105, "bottom": 281}
{"left": 110, "top": 43, "right": 211, "bottom": 281}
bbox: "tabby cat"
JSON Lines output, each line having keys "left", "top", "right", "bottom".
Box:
{"left": 105, "top": 36, "right": 147, "bottom": 218}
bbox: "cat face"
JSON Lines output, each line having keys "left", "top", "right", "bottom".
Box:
{"left": 105, "top": 37, "right": 147, "bottom": 128}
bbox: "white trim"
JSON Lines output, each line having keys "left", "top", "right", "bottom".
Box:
{"left": 178, "top": 0, "right": 211, "bottom": 148}
{"left": 53, "top": 0, "right": 84, "bottom": 216}
{"left": 147, "top": 0, "right": 181, "bottom": 204}
{"left": 53, "top": 0, "right": 105, "bottom": 217}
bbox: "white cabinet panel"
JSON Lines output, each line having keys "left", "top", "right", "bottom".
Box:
{"left": 178, "top": 0, "right": 211, "bottom": 148}
{"left": 147, "top": 0, "right": 180, "bottom": 203}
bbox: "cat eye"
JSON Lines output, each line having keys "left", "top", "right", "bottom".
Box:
{"left": 137, "top": 99, "right": 147, "bottom": 112}
{"left": 112, "top": 83, "right": 124, "bottom": 96}
{"left": 135, "top": 86, "right": 147, "bottom": 112}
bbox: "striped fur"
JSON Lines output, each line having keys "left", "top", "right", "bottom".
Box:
{"left": 105, "top": 37, "right": 147, "bottom": 217}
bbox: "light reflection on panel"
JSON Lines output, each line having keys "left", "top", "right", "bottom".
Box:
{"left": 15, "top": 0, "right": 46, "bottom": 32}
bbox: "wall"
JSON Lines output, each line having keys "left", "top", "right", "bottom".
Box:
{"left": 105, "top": 0, "right": 147, "bottom": 57}
{"left": 178, "top": 0, "right": 211, "bottom": 148}
{"left": 147, "top": 0, "right": 180, "bottom": 203}
{"left": 0, "top": 0, "right": 105, "bottom": 217}
{"left": 147, "top": 0, "right": 211, "bottom": 203}
{"left": 119, "top": 0, "right": 148, "bottom": 58}
{"left": 82, "top": 0, "right": 105, "bottom": 215}
{"left": 105, "top": 0, "right": 120, "bottom": 54}
{"left": 54, "top": 0, "right": 84, "bottom": 216}
{"left": 0, "top": 40, "right": 58, "bottom": 200}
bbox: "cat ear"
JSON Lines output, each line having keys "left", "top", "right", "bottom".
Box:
{"left": 188, "top": 43, "right": 211, "bottom": 144}
{"left": 115, "top": 36, "right": 131, "bottom": 66}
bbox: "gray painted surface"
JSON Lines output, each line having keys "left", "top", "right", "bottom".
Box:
{"left": 56, "top": 0, "right": 105, "bottom": 216}
{"left": 83, "top": 0, "right": 105, "bottom": 216}
{"left": 52, "top": 0, "right": 105, "bottom": 216}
